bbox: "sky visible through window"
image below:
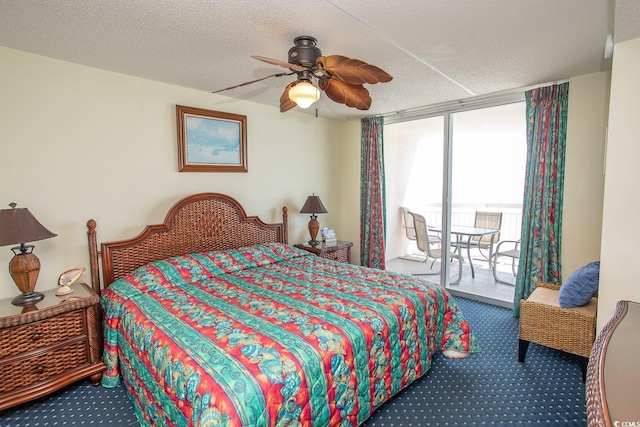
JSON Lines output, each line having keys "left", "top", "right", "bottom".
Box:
{"left": 451, "top": 103, "right": 527, "bottom": 206}
{"left": 390, "top": 102, "right": 526, "bottom": 210}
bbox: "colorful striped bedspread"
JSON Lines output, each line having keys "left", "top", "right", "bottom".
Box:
{"left": 101, "top": 243, "right": 480, "bottom": 426}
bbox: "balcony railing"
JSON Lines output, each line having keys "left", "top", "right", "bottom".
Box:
{"left": 414, "top": 203, "right": 523, "bottom": 242}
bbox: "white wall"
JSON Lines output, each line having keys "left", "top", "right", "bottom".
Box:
{"left": 0, "top": 47, "right": 356, "bottom": 300}
{"left": 598, "top": 37, "right": 640, "bottom": 330}
{"left": 384, "top": 121, "right": 423, "bottom": 260}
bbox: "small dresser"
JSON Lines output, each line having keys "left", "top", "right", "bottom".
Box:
{"left": 0, "top": 282, "right": 104, "bottom": 410}
{"left": 294, "top": 241, "right": 353, "bottom": 263}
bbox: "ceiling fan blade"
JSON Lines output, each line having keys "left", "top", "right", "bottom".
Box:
{"left": 319, "top": 77, "right": 372, "bottom": 110}
{"left": 279, "top": 82, "right": 297, "bottom": 112}
{"left": 251, "top": 55, "right": 306, "bottom": 72}
{"left": 316, "top": 55, "right": 393, "bottom": 86}
{"left": 211, "top": 71, "right": 293, "bottom": 94}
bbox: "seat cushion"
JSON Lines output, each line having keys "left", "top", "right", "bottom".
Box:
{"left": 558, "top": 261, "right": 600, "bottom": 308}
{"left": 527, "top": 286, "right": 561, "bottom": 307}
{"left": 527, "top": 286, "right": 597, "bottom": 315}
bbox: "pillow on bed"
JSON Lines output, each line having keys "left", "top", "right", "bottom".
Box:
{"left": 558, "top": 261, "right": 600, "bottom": 308}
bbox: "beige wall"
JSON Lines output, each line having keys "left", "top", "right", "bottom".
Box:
{"left": 330, "top": 120, "right": 362, "bottom": 264}
{"left": 0, "top": 47, "right": 357, "bottom": 300}
{"left": 598, "top": 36, "right": 640, "bottom": 330}
{"left": 563, "top": 72, "right": 608, "bottom": 275}
{"left": 0, "top": 44, "right": 621, "bottom": 313}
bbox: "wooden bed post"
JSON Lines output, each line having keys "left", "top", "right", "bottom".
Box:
{"left": 283, "top": 206, "right": 288, "bottom": 244}
{"left": 86, "top": 219, "right": 102, "bottom": 295}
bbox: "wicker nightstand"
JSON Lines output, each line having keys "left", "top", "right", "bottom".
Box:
{"left": 0, "top": 282, "right": 104, "bottom": 410}
{"left": 294, "top": 241, "right": 353, "bottom": 263}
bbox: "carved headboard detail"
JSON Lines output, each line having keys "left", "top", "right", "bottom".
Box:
{"left": 87, "top": 193, "right": 288, "bottom": 293}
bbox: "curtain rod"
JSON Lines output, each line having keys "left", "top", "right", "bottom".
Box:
{"left": 383, "top": 79, "right": 569, "bottom": 123}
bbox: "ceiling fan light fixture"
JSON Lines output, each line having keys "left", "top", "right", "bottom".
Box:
{"left": 288, "top": 81, "right": 320, "bottom": 109}
{"left": 218, "top": 36, "right": 392, "bottom": 113}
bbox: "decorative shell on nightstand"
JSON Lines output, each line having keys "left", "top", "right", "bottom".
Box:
{"left": 56, "top": 267, "right": 86, "bottom": 296}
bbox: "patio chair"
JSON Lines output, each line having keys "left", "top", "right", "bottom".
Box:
{"left": 409, "top": 211, "right": 462, "bottom": 284}
{"left": 401, "top": 207, "right": 440, "bottom": 263}
{"left": 492, "top": 239, "right": 520, "bottom": 285}
{"left": 401, "top": 206, "right": 417, "bottom": 241}
{"left": 452, "top": 211, "right": 502, "bottom": 263}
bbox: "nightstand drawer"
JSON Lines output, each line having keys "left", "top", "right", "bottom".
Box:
{"left": 0, "top": 311, "right": 84, "bottom": 358}
{"left": 324, "top": 249, "right": 349, "bottom": 263}
{"left": 294, "top": 241, "right": 353, "bottom": 264}
{"left": 0, "top": 339, "right": 89, "bottom": 393}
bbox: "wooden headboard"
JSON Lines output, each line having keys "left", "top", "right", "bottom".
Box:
{"left": 87, "top": 193, "right": 288, "bottom": 293}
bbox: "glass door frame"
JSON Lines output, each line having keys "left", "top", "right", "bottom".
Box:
{"left": 386, "top": 92, "right": 524, "bottom": 288}
{"left": 440, "top": 112, "right": 453, "bottom": 286}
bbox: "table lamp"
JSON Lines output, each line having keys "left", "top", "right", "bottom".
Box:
{"left": 300, "top": 194, "right": 328, "bottom": 246}
{"left": 0, "top": 203, "right": 57, "bottom": 306}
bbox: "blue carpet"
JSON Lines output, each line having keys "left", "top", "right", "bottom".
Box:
{"left": 0, "top": 298, "right": 586, "bottom": 426}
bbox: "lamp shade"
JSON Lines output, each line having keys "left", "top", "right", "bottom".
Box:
{"left": 288, "top": 81, "right": 320, "bottom": 109}
{"left": 0, "top": 204, "right": 57, "bottom": 247}
{"left": 300, "top": 195, "right": 328, "bottom": 215}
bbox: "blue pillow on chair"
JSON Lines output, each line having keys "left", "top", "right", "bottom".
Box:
{"left": 558, "top": 261, "right": 600, "bottom": 308}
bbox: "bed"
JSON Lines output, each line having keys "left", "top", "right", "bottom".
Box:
{"left": 87, "top": 192, "right": 480, "bottom": 426}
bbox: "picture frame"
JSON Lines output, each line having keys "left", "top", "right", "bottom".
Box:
{"left": 176, "top": 105, "right": 247, "bottom": 172}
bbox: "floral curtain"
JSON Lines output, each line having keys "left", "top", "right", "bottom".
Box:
{"left": 513, "top": 82, "right": 569, "bottom": 316}
{"left": 360, "top": 117, "right": 386, "bottom": 269}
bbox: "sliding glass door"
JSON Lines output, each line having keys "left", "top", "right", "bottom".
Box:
{"left": 385, "top": 97, "right": 526, "bottom": 295}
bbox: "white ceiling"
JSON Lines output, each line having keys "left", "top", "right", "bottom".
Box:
{"left": 1, "top": 1, "right": 639, "bottom": 121}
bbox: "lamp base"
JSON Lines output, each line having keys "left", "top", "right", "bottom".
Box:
{"left": 307, "top": 216, "right": 320, "bottom": 247}
{"left": 12, "top": 291, "right": 45, "bottom": 306}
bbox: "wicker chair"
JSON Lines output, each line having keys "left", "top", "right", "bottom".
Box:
{"left": 518, "top": 282, "right": 597, "bottom": 381}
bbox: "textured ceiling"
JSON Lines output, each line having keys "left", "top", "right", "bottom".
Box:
{"left": 1, "top": 0, "right": 638, "bottom": 121}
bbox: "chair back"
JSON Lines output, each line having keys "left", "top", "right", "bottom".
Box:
{"left": 473, "top": 211, "right": 502, "bottom": 246}
{"left": 400, "top": 207, "right": 416, "bottom": 241}
{"left": 409, "top": 211, "right": 437, "bottom": 256}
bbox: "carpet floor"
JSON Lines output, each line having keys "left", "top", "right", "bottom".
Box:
{"left": 0, "top": 297, "right": 586, "bottom": 426}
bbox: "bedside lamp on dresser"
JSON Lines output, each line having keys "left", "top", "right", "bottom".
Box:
{"left": 0, "top": 203, "right": 57, "bottom": 306}
{"left": 300, "top": 194, "right": 328, "bottom": 246}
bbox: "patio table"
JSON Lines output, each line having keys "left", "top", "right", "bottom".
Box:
{"left": 428, "top": 225, "right": 500, "bottom": 278}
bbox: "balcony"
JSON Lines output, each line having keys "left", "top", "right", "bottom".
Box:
{"left": 386, "top": 203, "right": 521, "bottom": 308}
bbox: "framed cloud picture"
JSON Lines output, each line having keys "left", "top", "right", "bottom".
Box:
{"left": 176, "top": 105, "right": 248, "bottom": 172}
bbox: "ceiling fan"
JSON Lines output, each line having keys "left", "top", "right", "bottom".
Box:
{"left": 212, "top": 36, "right": 393, "bottom": 112}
